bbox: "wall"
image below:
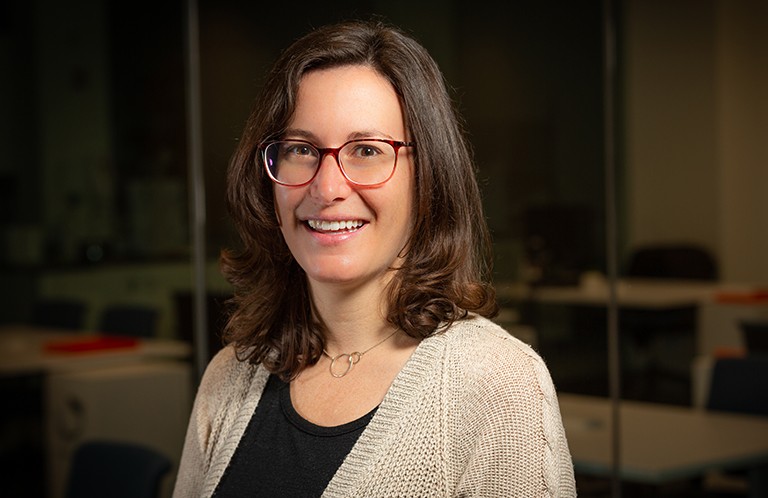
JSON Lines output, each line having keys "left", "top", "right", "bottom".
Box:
{"left": 624, "top": 0, "right": 768, "bottom": 284}
{"left": 717, "top": 0, "right": 768, "bottom": 283}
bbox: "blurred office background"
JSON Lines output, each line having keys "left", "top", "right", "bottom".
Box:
{"left": 1, "top": 0, "right": 767, "bottom": 497}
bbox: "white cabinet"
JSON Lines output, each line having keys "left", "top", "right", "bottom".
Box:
{"left": 46, "top": 361, "right": 192, "bottom": 498}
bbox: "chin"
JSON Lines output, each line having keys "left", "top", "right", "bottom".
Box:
{"left": 303, "top": 263, "right": 389, "bottom": 289}
{"left": 300, "top": 260, "right": 349, "bottom": 281}
{"left": 307, "top": 270, "right": 365, "bottom": 286}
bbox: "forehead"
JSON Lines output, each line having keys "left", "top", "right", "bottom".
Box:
{"left": 289, "top": 65, "right": 406, "bottom": 142}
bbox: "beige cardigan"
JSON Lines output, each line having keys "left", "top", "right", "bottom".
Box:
{"left": 173, "top": 315, "right": 576, "bottom": 497}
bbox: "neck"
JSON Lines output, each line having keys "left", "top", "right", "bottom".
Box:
{"left": 309, "top": 278, "right": 394, "bottom": 353}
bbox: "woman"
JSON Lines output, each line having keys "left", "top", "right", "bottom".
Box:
{"left": 174, "top": 19, "right": 575, "bottom": 497}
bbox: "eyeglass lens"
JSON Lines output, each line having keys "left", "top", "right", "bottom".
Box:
{"left": 264, "top": 140, "right": 398, "bottom": 186}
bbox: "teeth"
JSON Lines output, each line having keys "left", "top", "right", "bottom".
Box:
{"left": 307, "top": 220, "right": 364, "bottom": 232}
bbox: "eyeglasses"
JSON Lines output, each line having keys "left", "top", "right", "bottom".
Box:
{"left": 261, "top": 138, "right": 415, "bottom": 187}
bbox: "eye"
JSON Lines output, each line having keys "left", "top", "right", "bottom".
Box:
{"left": 349, "top": 143, "right": 384, "bottom": 158}
{"left": 284, "top": 143, "right": 316, "bottom": 158}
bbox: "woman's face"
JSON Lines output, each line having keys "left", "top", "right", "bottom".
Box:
{"left": 274, "top": 65, "right": 414, "bottom": 292}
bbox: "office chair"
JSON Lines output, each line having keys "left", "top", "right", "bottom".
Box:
{"left": 29, "top": 299, "right": 87, "bottom": 330}
{"left": 99, "top": 305, "right": 159, "bottom": 338}
{"left": 707, "top": 356, "right": 768, "bottom": 417}
{"left": 65, "top": 441, "right": 171, "bottom": 498}
{"left": 65, "top": 440, "right": 172, "bottom": 498}
{"left": 621, "top": 244, "right": 718, "bottom": 404}
{"left": 702, "top": 357, "right": 768, "bottom": 496}
{"left": 741, "top": 320, "right": 768, "bottom": 356}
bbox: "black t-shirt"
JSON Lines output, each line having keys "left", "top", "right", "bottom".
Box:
{"left": 213, "top": 374, "right": 376, "bottom": 497}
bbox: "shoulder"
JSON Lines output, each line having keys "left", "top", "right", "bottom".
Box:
{"left": 441, "top": 315, "right": 546, "bottom": 378}
{"left": 442, "top": 314, "right": 535, "bottom": 352}
{"left": 437, "top": 315, "right": 559, "bottom": 408}
{"left": 194, "top": 346, "right": 245, "bottom": 397}
{"left": 200, "top": 345, "right": 248, "bottom": 385}
{"left": 194, "top": 345, "right": 265, "bottom": 422}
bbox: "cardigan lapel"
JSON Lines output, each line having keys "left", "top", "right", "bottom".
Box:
{"left": 321, "top": 331, "right": 449, "bottom": 497}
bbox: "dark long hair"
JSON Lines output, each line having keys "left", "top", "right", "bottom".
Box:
{"left": 221, "top": 19, "right": 498, "bottom": 380}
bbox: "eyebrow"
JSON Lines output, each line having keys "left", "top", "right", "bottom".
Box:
{"left": 282, "top": 128, "right": 395, "bottom": 144}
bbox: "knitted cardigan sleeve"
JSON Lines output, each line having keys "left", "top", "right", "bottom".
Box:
{"left": 447, "top": 319, "right": 576, "bottom": 497}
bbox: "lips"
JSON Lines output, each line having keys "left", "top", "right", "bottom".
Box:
{"left": 306, "top": 219, "right": 365, "bottom": 233}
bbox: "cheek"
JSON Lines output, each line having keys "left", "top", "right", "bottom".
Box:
{"left": 273, "top": 187, "right": 301, "bottom": 224}
{"left": 390, "top": 177, "right": 416, "bottom": 241}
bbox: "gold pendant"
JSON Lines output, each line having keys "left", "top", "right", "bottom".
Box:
{"left": 328, "top": 352, "right": 362, "bottom": 378}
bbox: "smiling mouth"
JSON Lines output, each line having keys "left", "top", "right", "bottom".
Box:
{"left": 306, "top": 219, "right": 365, "bottom": 233}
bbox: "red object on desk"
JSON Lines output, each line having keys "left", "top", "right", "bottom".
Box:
{"left": 714, "top": 289, "right": 768, "bottom": 304}
{"left": 712, "top": 346, "right": 747, "bottom": 359}
{"left": 44, "top": 336, "right": 139, "bottom": 353}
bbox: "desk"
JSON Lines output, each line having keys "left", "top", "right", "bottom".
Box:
{"left": 498, "top": 278, "right": 717, "bottom": 309}
{"left": 560, "top": 393, "right": 768, "bottom": 488}
{"left": 0, "top": 325, "right": 191, "bottom": 376}
{"left": 497, "top": 279, "right": 768, "bottom": 355}
{"left": 0, "top": 325, "right": 193, "bottom": 498}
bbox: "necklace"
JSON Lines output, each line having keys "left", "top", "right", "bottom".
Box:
{"left": 322, "top": 330, "right": 399, "bottom": 378}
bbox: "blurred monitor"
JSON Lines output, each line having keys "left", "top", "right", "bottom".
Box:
{"left": 523, "top": 204, "right": 596, "bottom": 286}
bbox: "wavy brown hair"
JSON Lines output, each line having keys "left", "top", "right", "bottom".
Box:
{"left": 221, "top": 19, "right": 498, "bottom": 380}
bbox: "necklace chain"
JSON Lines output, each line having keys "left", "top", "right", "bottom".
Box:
{"left": 322, "top": 330, "right": 399, "bottom": 378}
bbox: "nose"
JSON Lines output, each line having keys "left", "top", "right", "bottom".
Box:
{"left": 308, "top": 152, "right": 352, "bottom": 203}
